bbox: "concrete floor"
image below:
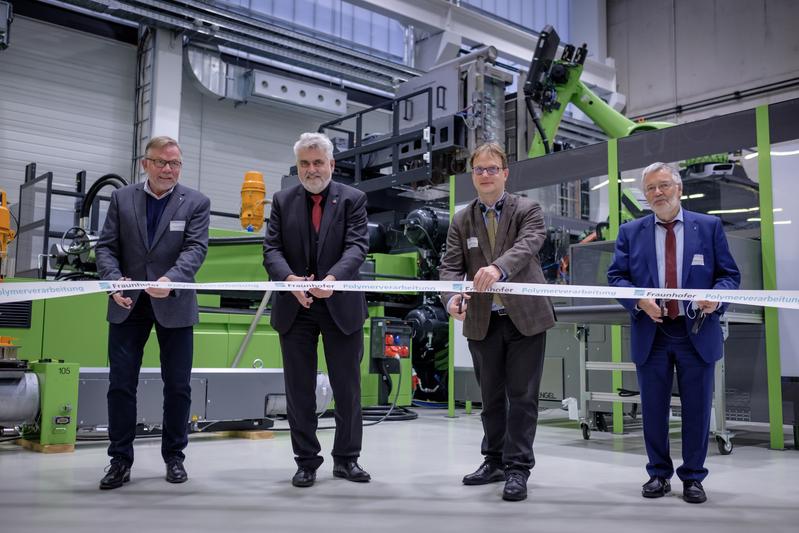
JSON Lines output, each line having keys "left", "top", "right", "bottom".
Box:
{"left": 1, "top": 410, "right": 797, "bottom": 533}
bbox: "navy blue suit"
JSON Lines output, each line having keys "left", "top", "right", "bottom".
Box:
{"left": 608, "top": 209, "right": 740, "bottom": 481}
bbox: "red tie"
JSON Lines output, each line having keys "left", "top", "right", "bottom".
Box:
{"left": 660, "top": 221, "right": 679, "bottom": 319}
{"left": 311, "top": 194, "right": 323, "bottom": 233}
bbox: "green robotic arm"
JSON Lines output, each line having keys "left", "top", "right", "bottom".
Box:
{"left": 524, "top": 25, "right": 672, "bottom": 158}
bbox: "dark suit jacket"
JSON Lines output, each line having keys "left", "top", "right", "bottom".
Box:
{"left": 439, "top": 193, "right": 556, "bottom": 341}
{"left": 263, "top": 180, "right": 369, "bottom": 335}
{"left": 96, "top": 182, "right": 211, "bottom": 328}
{"left": 607, "top": 209, "right": 741, "bottom": 364}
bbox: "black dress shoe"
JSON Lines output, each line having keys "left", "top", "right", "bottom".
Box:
{"left": 502, "top": 471, "right": 528, "bottom": 502}
{"left": 682, "top": 480, "right": 707, "bottom": 504}
{"left": 165, "top": 460, "right": 188, "bottom": 484}
{"left": 642, "top": 476, "right": 671, "bottom": 498}
{"left": 292, "top": 467, "right": 317, "bottom": 487}
{"left": 333, "top": 461, "right": 371, "bottom": 482}
{"left": 462, "top": 462, "right": 505, "bottom": 485}
{"left": 99, "top": 462, "right": 131, "bottom": 490}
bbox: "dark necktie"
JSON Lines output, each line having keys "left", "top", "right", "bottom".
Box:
{"left": 311, "top": 194, "right": 323, "bottom": 233}
{"left": 659, "top": 220, "right": 679, "bottom": 319}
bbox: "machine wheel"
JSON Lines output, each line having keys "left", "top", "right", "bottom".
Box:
{"left": 716, "top": 435, "right": 733, "bottom": 455}
{"left": 581, "top": 423, "right": 591, "bottom": 440}
{"left": 595, "top": 412, "right": 609, "bottom": 433}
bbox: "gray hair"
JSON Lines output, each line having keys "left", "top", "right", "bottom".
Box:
{"left": 145, "top": 135, "right": 181, "bottom": 156}
{"left": 293, "top": 132, "right": 334, "bottom": 160}
{"left": 641, "top": 162, "right": 682, "bottom": 187}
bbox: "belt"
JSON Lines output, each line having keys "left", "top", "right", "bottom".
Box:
{"left": 491, "top": 308, "right": 508, "bottom": 317}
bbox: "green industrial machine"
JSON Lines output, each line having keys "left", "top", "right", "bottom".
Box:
{"left": 21, "top": 360, "right": 80, "bottom": 446}
{"left": 0, "top": 357, "right": 79, "bottom": 449}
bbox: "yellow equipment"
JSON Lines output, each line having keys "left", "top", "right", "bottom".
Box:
{"left": 240, "top": 171, "right": 266, "bottom": 232}
{"left": 0, "top": 190, "right": 15, "bottom": 277}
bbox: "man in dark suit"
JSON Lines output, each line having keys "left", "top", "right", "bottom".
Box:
{"left": 264, "top": 132, "right": 370, "bottom": 487}
{"left": 95, "top": 136, "right": 211, "bottom": 489}
{"left": 608, "top": 162, "right": 740, "bottom": 504}
{"left": 439, "top": 142, "right": 555, "bottom": 502}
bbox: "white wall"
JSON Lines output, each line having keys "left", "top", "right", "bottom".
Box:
{"left": 0, "top": 16, "right": 136, "bottom": 204}
{"left": 608, "top": 0, "right": 799, "bottom": 122}
{"left": 771, "top": 142, "right": 799, "bottom": 377}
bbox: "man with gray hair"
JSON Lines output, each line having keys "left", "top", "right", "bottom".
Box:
{"left": 608, "top": 162, "right": 740, "bottom": 504}
{"left": 96, "top": 136, "right": 211, "bottom": 489}
{"left": 264, "top": 132, "right": 371, "bottom": 487}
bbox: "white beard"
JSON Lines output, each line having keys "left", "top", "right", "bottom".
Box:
{"left": 301, "top": 176, "right": 331, "bottom": 194}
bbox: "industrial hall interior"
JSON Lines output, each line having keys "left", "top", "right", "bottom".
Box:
{"left": 2, "top": 0, "right": 799, "bottom": 531}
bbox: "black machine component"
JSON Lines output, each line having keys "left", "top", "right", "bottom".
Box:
{"left": 48, "top": 173, "right": 128, "bottom": 279}
{"left": 401, "top": 206, "right": 449, "bottom": 280}
{"left": 0, "top": 301, "right": 32, "bottom": 328}
{"left": 522, "top": 24, "right": 562, "bottom": 154}
{"left": 404, "top": 302, "right": 449, "bottom": 402}
{"left": 369, "top": 317, "right": 413, "bottom": 405}
{"left": 15, "top": 163, "right": 128, "bottom": 279}
{"left": 0, "top": 1, "right": 11, "bottom": 50}
{"left": 680, "top": 162, "right": 759, "bottom": 229}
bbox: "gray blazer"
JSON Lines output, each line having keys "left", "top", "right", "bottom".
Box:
{"left": 439, "top": 193, "right": 555, "bottom": 340}
{"left": 96, "top": 182, "right": 211, "bottom": 328}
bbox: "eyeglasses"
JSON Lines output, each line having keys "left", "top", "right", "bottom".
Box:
{"left": 472, "top": 166, "right": 505, "bottom": 176}
{"left": 644, "top": 181, "right": 676, "bottom": 194}
{"left": 146, "top": 158, "right": 183, "bottom": 169}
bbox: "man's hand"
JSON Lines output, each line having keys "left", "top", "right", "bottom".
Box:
{"left": 473, "top": 265, "right": 502, "bottom": 292}
{"left": 308, "top": 274, "right": 335, "bottom": 299}
{"left": 112, "top": 276, "right": 133, "bottom": 309}
{"left": 286, "top": 274, "right": 313, "bottom": 308}
{"left": 637, "top": 298, "right": 663, "bottom": 323}
{"left": 145, "top": 276, "right": 172, "bottom": 299}
{"left": 695, "top": 300, "right": 719, "bottom": 314}
{"left": 447, "top": 294, "right": 470, "bottom": 321}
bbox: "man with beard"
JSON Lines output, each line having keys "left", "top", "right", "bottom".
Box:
{"left": 264, "top": 132, "right": 370, "bottom": 487}
{"left": 608, "top": 162, "right": 740, "bottom": 504}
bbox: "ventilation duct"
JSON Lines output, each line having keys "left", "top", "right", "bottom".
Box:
{"left": 185, "top": 44, "right": 347, "bottom": 116}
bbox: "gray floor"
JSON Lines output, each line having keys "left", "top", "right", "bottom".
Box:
{"left": 1, "top": 409, "right": 797, "bottom": 533}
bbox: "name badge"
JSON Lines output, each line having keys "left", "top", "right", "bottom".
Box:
{"left": 467, "top": 237, "right": 479, "bottom": 249}
{"left": 170, "top": 220, "right": 186, "bottom": 232}
{"left": 691, "top": 254, "right": 705, "bottom": 266}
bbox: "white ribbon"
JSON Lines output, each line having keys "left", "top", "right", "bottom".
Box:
{"left": 1, "top": 280, "right": 798, "bottom": 309}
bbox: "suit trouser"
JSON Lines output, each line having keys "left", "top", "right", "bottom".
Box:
{"left": 636, "top": 318, "right": 715, "bottom": 482}
{"left": 279, "top": 301, "right": 363, "bottom": 470}
{"left": 107, "top": 294, "right": 193, "bottom": 466}
{"left": 467, "top": 313, "right": 547, "bottom": 476}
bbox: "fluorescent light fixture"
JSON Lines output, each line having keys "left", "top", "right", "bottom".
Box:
{"left": 689, "top": 193, "right": 705, "bottom": 199}
{"left": 746, "top": 217, "right": 790, "bottom": 224}
{"left": 744, "top": 149, "right": 799, "bottom": 160}
{"left": 591, "top": 177, "right": 635, "bottom": 191}
{"left": 773, "top": 207, "right": 783, "bottom": 212}
{"left": 707, "top": 207, "right": 759, "bottom": 214}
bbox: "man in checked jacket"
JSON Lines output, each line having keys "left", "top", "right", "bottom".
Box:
{"left": 439, "top": 142, "right": 555, "bottom": 502}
